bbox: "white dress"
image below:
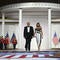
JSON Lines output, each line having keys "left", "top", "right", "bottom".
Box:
{"left": 35, "top": 29, "right": 42, "bottom": 47}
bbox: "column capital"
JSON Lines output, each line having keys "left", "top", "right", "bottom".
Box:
{"left": 48, "top": 8, "right": 52, "bottom": 11}
{"left": 19, "top": 8, "right": 22, "bottom": 9}
{"left": 19, "top": 8, "right": 22, "bottom": 10}
{"left": 2, "top": 12, "right": 5, "bottom": 20}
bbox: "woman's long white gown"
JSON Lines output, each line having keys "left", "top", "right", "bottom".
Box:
{"left": 35, "top": 30, "right": 41, "bottom": 48}
{"left": 31, "top": 30, "right": 42, "bottom": 51}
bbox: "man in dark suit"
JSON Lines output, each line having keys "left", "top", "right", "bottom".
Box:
{"left": 24, "top": 22, "right": 34, "bottom": 51}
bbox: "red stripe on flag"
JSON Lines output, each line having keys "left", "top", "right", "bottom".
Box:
{"left": 19, "top": 55, "right": 27, "bottom": 58}
{"left": 45, "top": 54, "right": 49, "bottom": 57}
{"left": 32, "top": 54, "right": 39, "bottom": 58}
{"left": 5, "top": 55, "right": 15, "bottom": 58}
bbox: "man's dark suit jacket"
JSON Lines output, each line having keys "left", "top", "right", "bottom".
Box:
{"left": 24, "top": 26, "right": 34, "bottom": 39}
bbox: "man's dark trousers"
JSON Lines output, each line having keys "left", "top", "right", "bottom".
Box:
{"left": 25, "top": 38, "right": 31, "bottom": 51}
{"left": 13, "top": 44, "right": 16, "bottom": 49}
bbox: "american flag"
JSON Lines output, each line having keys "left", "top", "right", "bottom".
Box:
{"left": 5, "top": 32, "right": 9, "bottom": 38}
{"left": 5, "top": 32, "right": 9, "bottom": 41}
{"left": 10, "top": 33, "right": 16, "bottom": 42}
{"left": 4, "top": 32, "right": 10, "bottom": 44}
{"left": 53, "top": 32, "right": 59, "bottom": 45}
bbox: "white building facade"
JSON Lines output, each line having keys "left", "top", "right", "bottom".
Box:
{"left": 0, "top": 2, "right": 60, "bottom": 51}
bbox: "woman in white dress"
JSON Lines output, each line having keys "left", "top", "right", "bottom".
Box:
{"left": 35, "top": 23, "right": 43, "bottom": 51}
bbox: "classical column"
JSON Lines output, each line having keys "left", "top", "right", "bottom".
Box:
{"left": 2, "top": 13, "right": 5, "bottom": 38}
{"left": 48, "top": 9, "right": 52, "bottom": 49}
{"left": 18, "top": 9, "right": 22, "bottom": 49}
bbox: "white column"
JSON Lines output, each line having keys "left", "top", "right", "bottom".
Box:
{"left": 18, "top": 9, "right": 22, "bottom": 49}
{"left": 48, "top": 9, "right": 52, "bottom": 49}
{"left": 2, "top": 13, "right": 5, "bottom": 38}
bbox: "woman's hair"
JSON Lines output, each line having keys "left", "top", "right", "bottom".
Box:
{"left": 36, "top": 22, "right": 40, "bottom": 27}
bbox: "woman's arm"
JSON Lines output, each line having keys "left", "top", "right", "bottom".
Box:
{"left": 41, "top": 27, "right": 43, "bottom": 38}
{"left": 34, "top": 29, "right": 36, "bottom": 37}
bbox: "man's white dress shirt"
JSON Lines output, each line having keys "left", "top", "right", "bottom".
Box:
{"left": 27, "top": 27, "right": 30, "bottom": 32}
